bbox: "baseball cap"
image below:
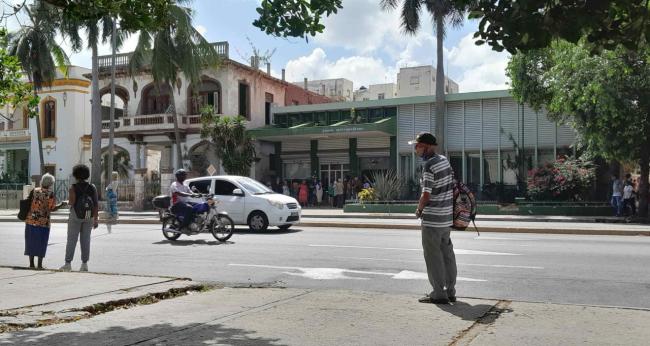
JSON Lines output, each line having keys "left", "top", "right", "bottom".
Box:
{"left": 408, "top": 132, "right": 437, "bottom": 145}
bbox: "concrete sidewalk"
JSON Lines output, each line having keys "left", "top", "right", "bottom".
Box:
{"left": 1, "top": 267, "right": 648, "bottom": 345}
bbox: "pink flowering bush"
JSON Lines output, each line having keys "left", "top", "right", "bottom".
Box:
{"left": 527, "top": 157, "right": 596, "bottom": 201}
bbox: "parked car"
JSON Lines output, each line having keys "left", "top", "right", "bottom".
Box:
{"left": 184, "top": 175, "right": 301, "bottom": 231}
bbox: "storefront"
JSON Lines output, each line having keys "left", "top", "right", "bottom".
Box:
{"left": 249, "top": 89, "right": 576, "bottom": 196}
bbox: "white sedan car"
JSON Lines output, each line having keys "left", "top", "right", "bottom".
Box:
{"left": 184, "top": 175, "right": 301, "bottom": 231}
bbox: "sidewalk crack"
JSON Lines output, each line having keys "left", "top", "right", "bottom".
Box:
{"left": 449, "top": 300, "right": 512, "bottom": 346}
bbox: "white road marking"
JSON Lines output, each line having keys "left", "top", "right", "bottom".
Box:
{"left": 334, "top": 256, "right": 543, "bottom": 269}
{"left": 228, "top": 264, "right": 486, "bottom": 282}
{"left": 309, "top": 244, "right": 520, "bottom": 256}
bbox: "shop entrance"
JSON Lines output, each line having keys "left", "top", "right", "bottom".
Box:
{"left": 320, "top": 163, "right": 350, "bottom": 186}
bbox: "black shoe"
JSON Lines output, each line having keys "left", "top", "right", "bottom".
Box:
{"left": 448, "top": 296, "right": 457, "bottom": 302}
{"left": 418, "top": 296, "right": 450, "bottom": 304}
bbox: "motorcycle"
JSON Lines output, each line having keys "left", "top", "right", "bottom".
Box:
{"left": 152, "top": 193, "right": 234, "bottom": 242}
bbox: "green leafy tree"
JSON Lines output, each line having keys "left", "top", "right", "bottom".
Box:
{"left": 42, "top": 0, "right": 173, "bottom": 32}
{"left": 453, "top": 0, "right": 649, "bottom": 53}
{"left": 507, "top": 41, "right": 650, "bottom": 216}
{"left": 201, "top": 111, "right": 256, "bottom": 177}
{"left": 253, "top": 0, "right": 343, "bottom": 40}
{"left": 0, "top": 28, "right": 38, "bottom": 120}
{"left": 129, "top": 0, "right": 220, "bottom": 169}
{"left": 6, "top": 1, "right": 70, "bottom": 176}
{"left": 381, "top": 0, "right": 468, "bottom": 152}
{"left": 101, "top": 149, "right": 132, "bottom": 180}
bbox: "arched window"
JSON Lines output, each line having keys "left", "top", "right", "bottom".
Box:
{"left": 43, "top": 100, "right": 56, "bottom": 138}
{"left": 141, "top": 84, "right": 171, "bottom": 115}
{"left": 188, "top": 78, "right": 222, "bottom": 115}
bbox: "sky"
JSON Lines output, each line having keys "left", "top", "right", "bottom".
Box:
{"left": 8, "top": 0, "right": 511, "bottom": 93}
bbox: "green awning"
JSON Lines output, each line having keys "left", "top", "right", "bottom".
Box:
{"left": 248, "top": 117, "right": 396, "bottom": 140}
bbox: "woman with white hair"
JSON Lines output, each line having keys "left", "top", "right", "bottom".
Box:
{"left": 24, "top": 173, "right": 66, "bottom": 269}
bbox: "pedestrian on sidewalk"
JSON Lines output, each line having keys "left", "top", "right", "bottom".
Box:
{"left": 282, "top": 180, "right": 290, "bottom": 196}
{"left": 60, "top": 164, "right": 99, "bottom": 272}
{"left": 24, "top": 174, "right": 66, "bottom": 270}
{"left": 335, "top": 178, "right": 344, "bottom": 208}
{"left": 623, "top": 179, "right": 636, "bottom": 216}
{"left": 298, "top": 180, "right": 309, "bottom": 207}
{"left": 105, "top": 171, "right": 119, "bottom": 233}
{"left": 315, "top": 180, "right": 323, "bottom": 206}
{"left": 412, "top": 132, "right": 457, "bottom": 305}
{"left": 611, "top": 174, "right": 623, "bottom": 217}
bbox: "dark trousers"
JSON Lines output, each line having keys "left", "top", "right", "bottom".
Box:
{"left": 624, "top": 198, "right": 637, "bottom": 216}
{"left": 171, "top": 202, "right": 194, "bottom": 227}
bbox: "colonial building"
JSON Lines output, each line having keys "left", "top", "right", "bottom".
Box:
{"left": 94, "top": 42, "right": 330, "bottom": 183}
{"left": 0, "top": 66, "right": 92, "bottom": 182}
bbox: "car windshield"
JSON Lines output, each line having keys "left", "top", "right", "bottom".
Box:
{"left": 238, "top": 177, "right": 274, "bottom": 195}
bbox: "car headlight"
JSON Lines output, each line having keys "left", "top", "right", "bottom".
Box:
{"left": 267, "top": 200, "right": 284, "bottom": 210}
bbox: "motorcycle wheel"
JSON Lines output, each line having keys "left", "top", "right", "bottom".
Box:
{"left": 162, "top": 218, "right": 182, "bottom": 241}
{"left": 210, "top": 215, "right": 234, "bottom": 242}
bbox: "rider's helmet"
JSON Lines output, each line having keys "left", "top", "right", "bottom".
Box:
{"left": 174, "top": 169, "right": 188, "bottom": 181}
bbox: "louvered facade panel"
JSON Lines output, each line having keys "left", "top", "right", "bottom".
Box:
{"left": 482, "top": 99, "right": 500, "bottom": 150}
{"left": 281, "top": 141, "right": 310, "bottom": 153}
{"left": 557, "top": 123, "right": 576, "bottom": 147}
{"left": 358, "top": 137, "right": 390, "bottom": 149}
{"left": 429, "top": 103, "right": 438, "bottom": 134}
{"left": 523, "top": 104, "right": 537, "bottom": 149}
{"left": 413, "top": 103, "right": 432, "bottom": 134}
{"left": 398, "top": 104, "right": 414, "bottom": 153}
{"left": 464, "top": 100, "right": 482, "bottom": 150}
{"left": 537, "top": 107, "right": 556, "bottom": 148}
{"left": 319, "top": 139, "right": 348, "bottom": 150}
{"left": 446, "top": 101, "right": 464, "bottom": 151}
{"left": 500, "top": 98, "right": 519, "bottom": 149}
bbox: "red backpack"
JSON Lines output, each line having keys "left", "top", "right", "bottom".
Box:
{"left": 452, "top": 180, "right": 479, "bottom": 235}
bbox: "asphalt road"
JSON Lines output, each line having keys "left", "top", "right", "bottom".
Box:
{"left": 2, "top": 222, "right": 649, "bottom": 309}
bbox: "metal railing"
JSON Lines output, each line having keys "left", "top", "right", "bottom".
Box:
{"left": 100, "top": 179, "right": 135, "bottom": 201}
{"left": 0, "top": 129, "right": 30, "bottom": 139}
{"left": 0, "top": 183, "right": 23, "bottom": 209}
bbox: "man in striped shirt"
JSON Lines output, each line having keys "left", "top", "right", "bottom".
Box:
{"left": 411, "top": 132, "right": 458, "bottom": 305}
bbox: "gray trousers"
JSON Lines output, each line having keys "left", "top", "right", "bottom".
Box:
{"left": 422, "top": 226, "right": 457, "bottom": 299}
{"left": 65, "top": 212, "right": 93, "bottom": 263}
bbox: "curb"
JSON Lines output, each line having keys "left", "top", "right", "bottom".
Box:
{"left": 2, "top": 217, "right": 647, "bottom": 237}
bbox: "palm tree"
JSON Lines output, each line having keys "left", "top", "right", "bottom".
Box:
{"left": 381, "top": 0, "right": 467, "bottom": 152}
{"left": 128, "top": 1, "right": 219, "bottom": 169}
{"left": 7, "top": 0, "right": 69, "bottom": 176}
{"left": 60, "top": 15, "right": 126, "bottom": 189}
{"left": 101, "top": 149, "right": 133, "bottom": 180}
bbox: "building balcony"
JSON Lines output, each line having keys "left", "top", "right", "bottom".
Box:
{"left": 98, "top": 41, "right": 229, "bottom": 70}
{"left": 101, "top": 114, "right": 204, "bottom": 136}
{"left": 0, "top": 129, "right": 30, "bottom": 143}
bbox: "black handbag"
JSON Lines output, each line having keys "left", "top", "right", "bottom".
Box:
{"left": 18, "top": 190, "right": 34, "bottom": 221}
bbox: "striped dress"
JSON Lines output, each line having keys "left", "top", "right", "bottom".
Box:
{"left": 420, "top": 154, "right": 454, "bottom": 228}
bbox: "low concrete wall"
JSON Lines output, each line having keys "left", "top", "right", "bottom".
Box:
{"left": 344, "top": 202, "right": 612, "bottom": 216}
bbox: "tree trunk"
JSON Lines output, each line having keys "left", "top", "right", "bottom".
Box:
{"left": 638, "top": 154, "right": 649, "bottom": 218}
{"left": 32, "top": 85, "right": 45, "bottom": 177}
{"left": 434, "top": 15, "right": 446, "bottom": 153}
{"left": 90, "top": 43, "right": 102, "bottom": 188}
{"left": 107, "top": 18, "right": 117, "bottom": 182}
{"left": 169, "top": 88, "right": 183, "bottom": 169}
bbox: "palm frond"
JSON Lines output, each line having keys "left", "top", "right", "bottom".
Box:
{"left": 49, "top": 42, "right": 70, "bottom": 77}
{"left": 401, "top": 0, "right": 422, "bottom": 35}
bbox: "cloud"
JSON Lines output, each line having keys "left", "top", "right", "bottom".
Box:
{"left": 447, "top": 33, "right": 511, "bottom": 91}
{"left": 285, "top": 48, "right": 396, "bottom": 88}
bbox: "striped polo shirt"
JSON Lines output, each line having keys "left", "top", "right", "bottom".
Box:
{"left": 420, "top": 154, "right": 454, "bottom": 228}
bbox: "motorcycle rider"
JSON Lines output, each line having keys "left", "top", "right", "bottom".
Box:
{"left": 169, "top": 169, "right": 199, "bottom": 229}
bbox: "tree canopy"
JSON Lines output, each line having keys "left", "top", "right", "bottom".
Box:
{"left": 201, "top": 112, "right": 256, "bottom": 177}
{"left": 253, "top": 0, "right": 343, "bottom": 40}
{"left": 0, "top": 28, "right": 37, "bottom": 116}
{"left": 42, "top": 0, "right": 174, "bottom": 31}
{"left": 456, "top": 0, "right": 650, "bottom": 53}
{"left": 507, "top": 41, "right": 650, "bottom": 216}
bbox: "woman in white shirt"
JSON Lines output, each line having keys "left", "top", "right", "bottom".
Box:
{"left": 623, "top": 180, "right": 636, "bottom": 216}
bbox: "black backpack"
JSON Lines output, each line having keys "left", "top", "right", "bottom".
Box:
{"left": 74, "top": 183, "right": 95, "bottom": 219}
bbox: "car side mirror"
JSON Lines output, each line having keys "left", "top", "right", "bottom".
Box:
{"left": 232, "top": 188, "right": 244, "bottom": 197}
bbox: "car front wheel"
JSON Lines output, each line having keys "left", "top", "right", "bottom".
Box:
{"left": 248, "top": 211, "right": 269, "bottom": 232}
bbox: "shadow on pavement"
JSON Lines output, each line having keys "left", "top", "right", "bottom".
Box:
{"left": 0, "top": 322, "right": 286, "bottom": 346}
{"left": 233, "top": 228, "right": 303, "bottom": 235}
{"left": 435, "top": 300, "right": 507, "bottom": 322}
{"left": 152, "top": 240, "right": 236, "bottom": 246}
